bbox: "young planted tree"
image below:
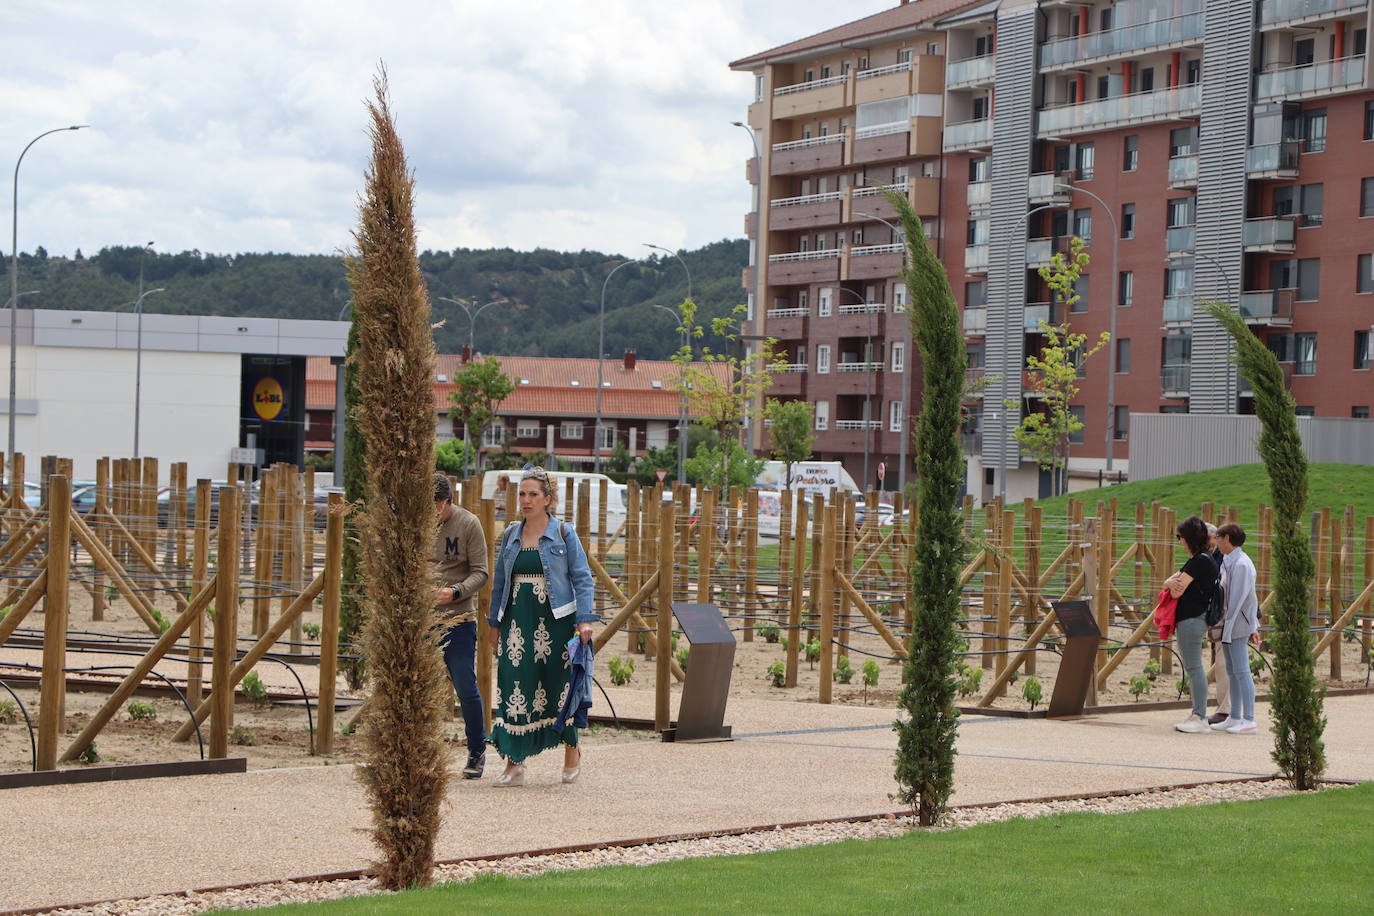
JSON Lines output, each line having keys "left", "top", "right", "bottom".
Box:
{"left": 670, "top": 299, "right": 783, "bottom": 489}
{"left": 1205, "top": 302, "right": 1325, "bottom": 789}
{"left": 765, "top": 398, "right": 815, "bottom": 488}
{"left": 345, "top": 70, "right": 450, "bottom": 889}
{"left": 1014, "top": 237, "right": 1109, "bottom": 496}
{"left": 448, "top": 356, "right": 516, "bottom": 476}
{"left": 885, "top": 189, "right": 967, "bottom": 826}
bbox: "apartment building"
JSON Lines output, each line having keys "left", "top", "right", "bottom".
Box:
{"left": 733, "top": 0, "right": 1374, "bottom": 503}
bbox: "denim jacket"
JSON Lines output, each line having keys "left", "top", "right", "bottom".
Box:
{"left": 487, "top": 514, "right": 597, "bottom": 627}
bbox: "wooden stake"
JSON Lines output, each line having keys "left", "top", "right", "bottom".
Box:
{"left": 188, "top": 479, "right": 211, "bottom": 701}
{"left": 817, "top": 502, "right": 837, "bottom": 704}
{"left": 655, "top": 500, "right": 675, "bottom": 731}
{"left": 785, "top": 492, "right": 807, "bottom": 688}
{"left": 209, "top": 485, "right": 241, "bottom": 758}
{"left": 316, "top": 492, "right": 344, "bottom": 754}
{"left": 36, "top": 475, "right": 71, "bottom": 771}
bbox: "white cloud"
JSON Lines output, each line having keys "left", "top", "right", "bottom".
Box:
{"left": 3, "top": 0, "right": 893, "bottom": 260}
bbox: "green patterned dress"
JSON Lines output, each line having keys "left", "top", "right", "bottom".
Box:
{"left": 490, "top": 547, "right": 579, "bottom": 763}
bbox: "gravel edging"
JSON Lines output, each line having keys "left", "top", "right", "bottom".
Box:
{"left": 29, "top": 779, "right": 1352, "bottom": 916}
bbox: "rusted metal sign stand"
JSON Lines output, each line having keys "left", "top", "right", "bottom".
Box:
{"left": 1046, "top": 599, "right": 1101, "bottom": 718}
{"left": 663, "top": 603, "right": 734, "bottom": 742}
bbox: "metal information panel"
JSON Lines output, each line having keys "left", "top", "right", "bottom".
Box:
{"left": 667, "top": 603, "right": 734, "bottom": 742}
{"left": 1047, "top": 599, "right": 1101, "bottom": 718}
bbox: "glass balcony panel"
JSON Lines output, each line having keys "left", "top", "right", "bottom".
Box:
{"left": 944, "top": 118, "right": 993, "bottom": 150}
{"left": 963, "top": 308, "right": 987, "bottom": 334}
{"left": 1161, "top": 365, "right": 1191, "bottom": 394}
{"left": 946, "top": 54, "right": 995, "bottom": 86}
{"left": 1257, "top": 56, "right": 1366, "bottom": 99}
{"left": 1260, "top": 0, "right": 1367, "bottom": 25}
{"left": 1163, "top": 295, "right": 1194, "bottom": 323}
{"left": 1028, "top": 172, "right": 1071, "bottom": 202}
{"left": 1023, "top": 302, "right": 1059, "bottom": 330}
{"left": 1168, "top": 155, "right": 1198, "bottom": 185}
{"left": 967, "top": 181, "right": 991, "bottom": 208}
{"left": 1039, "top": 6, "right": 1205, "bottom": 68}
{"left": 1038, "top": 84, "right": 1201, "bottom": 135}
{"left": 1239, "top": 289, "right": 1296, "bottom": 324}
{"left": 1242, "top": 217, "right": 1296, "bottom": 248}
{"left": 1245, "top": 142, "right": 1302, "bottom": 174}
{"left": 964, "top": 244, "right": 990, "bottom": 271}
{"left": 1026, "top": 238, "right": 1055, "bottom": 266}
{"left": 1165, "top": 226, "right": 1195, "bottom": 253}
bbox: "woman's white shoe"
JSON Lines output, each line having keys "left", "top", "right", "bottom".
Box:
{"left": 493, "top": 764, "right": 526, "bottom": 787}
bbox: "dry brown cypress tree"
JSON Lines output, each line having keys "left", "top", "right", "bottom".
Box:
{"left": 345, "top": 68, "right": 449, "bottom": 888}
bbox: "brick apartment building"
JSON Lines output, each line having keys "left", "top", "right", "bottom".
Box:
{"left": 733, "top": 0, "right": 1374, "bottom": 503}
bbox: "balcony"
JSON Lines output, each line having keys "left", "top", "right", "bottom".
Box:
{"left": 965, "top": 244, "right": 990, "bottom": 273}
{"left": 847, "top": 243, "right": 904, "bottom": 281}
{"left": 766, "top": 306, "right": 809, "bottom": 319}
{"left": 1239, "top": 289, "right": 1296, "bottom": 326}
{"left": 964, "top": 367, "right": 986, "bottom": 399}
{"left": 943, "top": 118, "right": 993, "bottom": 152}
{"left": 1260, "top": 0, "right": 1368, "bottom": 27}
{"left": 770, "top": 133, "right": 845, "bottom": 176}
{"left": 1166, "top": 226, "right": 1195, "bottom": 257}
{"left": 1246, "top": 142, "right": 1301, "bottom": 179}
{"left": 960, "top": 430, "right": 983, "bottom": 452}
{"left": 782, "top": 362, "right": 809, "bottom": 372}
{"left": 946, "top": 53, "right": 995, "bottom": 88}
{"left": 1256, "top": 56, "right": 1367, "bottom": 101}
{"left": 834, "top": 419, "right": 884, "bottom": 430}
{"left": 1037, "top": 84, "right": 1201, "bottom": 137}
{"left": 1026, "top": 238, "right": 1056, "bottom": 268}
{"left": 766, "top": 248, "right": 842, "bottom": 284}
{"left": 836, "top": 361, "right": 885, "bottom": 373}
{"left": 1163, "top": 295, "right": 1193, "bottom": 326}
{"left": 963, "top": 308, "right": 987, "bottom": 334}
{"left": 852, "top": 124, "right": 912, "bottom": 165}
{"left": 967, "top": 180, "right": 991, "bottom": 210}
{"left": 837, "top": 300, "right": 887, "bottom": 315}
{"left": 772, "top": 73, "right": 849, "bottom": 118}
{"left": 1162, "top": 365, "right": 1192, "bottom": 397}
{"left": 1039, "top": 4, "right": 1204, "bottom": 70}
{"left": 1242, "top": 217, "right": 1297, "bottom": 253}
{"left": 1168, "top": 155, "right": 1198, "bottom": 188}
{"left": 768, "top": 191, "right": 844, "bottom": 231}
{"left": 1028, "top": 173, "right": 1072, "bottom": 204}
{"left": 1023, "top": 302, "right": 1060, "bottom": 331}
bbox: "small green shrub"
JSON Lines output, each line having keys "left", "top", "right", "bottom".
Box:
{"left": 151, "top": 609, "right": 171, "bottom": 634}
{"left": 956, "top": 665, "right": 984, "bottom": 697}
{"left": 1129, "top": 675, "right": 1152, "bottom": 702}
{"left": 861, "top": 659, "right": 880, "bottom": 687}
{"left": 241, "top": 671, "right": 268, "bottom": 704}
{"left": 835, "top": 656, "right": 855, "bottom": 684}
{"left": 608, "top": 655, "right": 635, "bottom": 686}
{"left": 674, "top": 645, "right": 690, "bottom": 672}
{"left": 79, "top": 742, "right": 100, "bottom": 764}
{"left": 1143, "top": 658, "right": 1162, "bottom": 681}
{"left": 804, "top": 638, "right": 821, "bottom": 669}
{"left": 231, "top": 725, "right": 257, "bottom": 746}
{"left": 1022, "top": 676, "right": 1043, "bottom": 710}
{"left": 766, "top": 660, "right": 785, "bottom": 687}
{"left": 302, "top": 622, "right": 321, "bottom": 640}
{"left": 126, "top": 700, "right": 157, "bottom": 721}
{"left": 0, "top": 699, "right": 18, "bottom": 724}
{"left": 758, "top": 623, "right": 780, "bottom": 643}
{"left": 1175, "top": 676, "right": 1188, "bottom": 701}
{"left": 779, "top": 635, "right": 789, "bottom": 651}
{"left": 1250, "top": 649, "right": 1265, "bottom": 679}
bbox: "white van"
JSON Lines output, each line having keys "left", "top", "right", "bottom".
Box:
{"left": 477, "top": 469, "right": 626, "bottom": 535}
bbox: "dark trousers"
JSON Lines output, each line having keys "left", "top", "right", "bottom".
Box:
{"left": 440, "top": 620, "right": 486, "bottom": 751}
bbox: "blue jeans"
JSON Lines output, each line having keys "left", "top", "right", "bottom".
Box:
{"left": 1222, "top": 638, "right": 1256, "bottom": 721}
{"left": 1176, "top": 616, "right": 1209, "bottom": 719}
{"left": 439, "top": 621, "right": 486, "bottom": 751}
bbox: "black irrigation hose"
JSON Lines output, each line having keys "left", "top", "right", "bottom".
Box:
{"left": 589, "top": 675, "right": 619, "bottom": 728}
{"left": 0, "top": 678, "right": 37, "bottom": 770}
{"left": 255, "top": 654, "right": 315, "bottom": 753}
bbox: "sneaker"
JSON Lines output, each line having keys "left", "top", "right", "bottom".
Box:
{"left": 1207, "top": 712, "right": 1230, "bottom": 725}
{"left": 1210, "top": 717, "right": 1240, "bottom": 731}
{"left": 1174, "top": 715, "right": 1210, "bottom": 734}
{"left": 462, "top": 750, "right": 486, "bottom": 779}
{"left": 1225, "top": 719, "right": 1257, "bottom": 734}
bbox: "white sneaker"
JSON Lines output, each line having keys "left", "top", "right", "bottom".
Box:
{"left": 1210, "top": 717, "right": 1240, "bottom": 731}
{"left": 1225, "top": 719, "right": 1257, "bottom": 734}
{"left": 1175, "top": 715, "right": 1210, "bottom": 734}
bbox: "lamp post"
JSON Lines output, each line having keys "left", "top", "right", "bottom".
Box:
{"left": 9, "top": 124, "right": 88, "bottom": 469}
{"left": 833, "top": 285, "right": 879, "bottom": 489}
{"left": 731, "top": 121, "right": 767, "bottom": 455}
{"left": 131, "top": 274, "right": 166, "bottom": 458}
{"left": 645, "top": 243, "right": 692, "bottom": 484}
{"left": 436, "top": 295, "right": 508, "bottom": 478}
{"left": 852, "top": 210, "right": 909, "bottom": 492}
{"left": 594, "top": 258, "right": 640, "bottom": 473}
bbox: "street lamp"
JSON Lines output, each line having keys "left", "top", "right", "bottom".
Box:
{"left": 645, "top": 243, "right": 692, "bottom": 484}
{"left": 594, "top": 258, "right": 641, "bottom": 473}
{"left": 833, "top": 285, "right": 880, "bottom": 489}
{"left": 436, "top": 294, "right": 509, "bottom": 477}
{"left": 853, "top": 210, "right": 910, "bottom": 492}
{"left": 731, "top": 121, "right": 768, "bottom": 455}
{"left": 131, "top": 275, "right": 166, "bottom": 458}
{"left": 9, "top": 124, "right": 88, "bottom": 470}
{"left": 644, "top": 243, "right": 691, "bottom": 302}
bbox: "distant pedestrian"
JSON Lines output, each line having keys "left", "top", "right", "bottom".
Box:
{"left": 1212, "top": 523, "right": 1259, "bottom": 734}
{"left": 1167, "top": 515, "right": 1219, "bottom": 734}
{"left": 1205, "top": 522, "right": 1231, "bottom": 725}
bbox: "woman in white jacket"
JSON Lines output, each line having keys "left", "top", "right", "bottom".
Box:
{"left": 1215, "top": 523, "right": 1260, "bottom": 734}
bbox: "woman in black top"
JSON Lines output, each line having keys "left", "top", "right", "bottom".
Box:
{"left": 1166, "top": 515, "right": 1219, "bottom": 733}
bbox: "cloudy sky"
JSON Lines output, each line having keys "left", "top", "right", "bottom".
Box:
{"left": 4, "top": 0, "right": 894, "bottom": 260}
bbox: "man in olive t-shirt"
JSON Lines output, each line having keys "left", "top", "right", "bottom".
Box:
{"left": 432, "top": 472, "right": 490, "bottom": 778}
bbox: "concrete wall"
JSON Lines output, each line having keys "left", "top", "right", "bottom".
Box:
{"left": 1128, "top": 413, "right": 1374, "bottom": 481}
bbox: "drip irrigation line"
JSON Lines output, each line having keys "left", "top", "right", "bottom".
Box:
{"left": 0, "top": 677, "right": 37, "bottom": 770}
{"left": 254, "top": 654, "right": 315, "bottom": 752}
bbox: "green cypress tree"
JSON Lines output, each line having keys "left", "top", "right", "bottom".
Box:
{"left": 1205, "top": 302, "right": 1325, "bottom": 788}
{"left": 886, "top": 190, "right": 967, "bottom": 825}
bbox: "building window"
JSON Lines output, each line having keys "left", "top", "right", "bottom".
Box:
{"left": 1356, "top": 331, "right": 1373, "bottom": 370}
{"left": 1139, "top": 67, "right": 1155, "bottom": 91}
{"left": 595, "top": 424, "right": 615, "bottom": 450}
{"left": 816, "top": 344, "right": 831, "bottom": 374}
{"left": 965, "top": 280, "right": 988, "bottom": 308}
{"left": 889, "top": 400, "right": 904, "bottom": 432}
{"left": 969, "top": 157, "right": 989, "bottom": 183}
{"left": 1295, "top": 333, "right": 1317, "bottom": 375}
{"left": 967, "top": 218, "right": 989, "bottom": 245}
{"left": 799, "top": 290, "right": 810, "bottom": 312}
{"left": 1358, "top": 254, "right": 1373, "bottom": 294}
{"left": 852, "top": 228, "right": 864, "bottom": 245}
{"left": 1354, "top": 406, "right": 1370, "bottom": 419}
{"left": 1069, "top": 275, "right": 1089, "bottom": 313}
{"left": 967, "top": 341, "right": 985, "bottom": 369}
{"left": 804, "top": 68, "right": 814, "bottom": 82}
{"left": 858, "top": 56, "right": 868, "bottom": 70}
{"left": 1362, "top": 178, "right": 1374, "bottom": 218}
{"left": 1114, "top": 405, "right": 1130, "bottom": 441}
{"left": 1167, "top": 196, "right": 1195, "bottom": 228}
{"left": 1295, "top": 406, "right": 1316, "bottom": 417}
{"left": 559, "top": 422, "right": 583, "bottom": 440}
{"left": 484, "top": 423, "right": 505, "bottom": 448}
{"left": 1366, "top": 101, "right": 1374, "bottom": 140}
{"left": 818, "top": 288, "right": 831, "bottom": 317}
{"left": 1270, "top": 258, "right": 1320, "bottom": 301}
{"left": 754, "top": 74, "right": 764, "bottom": 102}
{"left": 515, "top": 420, "right": 540, "bottom": 439}
{"left": 1170, "top": 126, "right": 1196, "bottom": 157}
{"left": 814, "top": 400, "right": 829, "bottom": 431}
{"left": 898, "top": 48, "right": 913, "bottom": 64}
{"left": 1123, "top": 135, "right": 1139, "bottom": 171}
{"left": 1118, "top": 271, "right": 1134, "bottom": 307}
{"left": 1068, "top": 405, "right": 1086, "bottom": 444}
{"left": 1121, "top": 203, "right": 1135, "bottom": 239}
{"left": 1300, "top": 109, "right": 1327, "bottom": 153}
{"left": 1116, "top": 338, "right": 1131, "bottom": 374}
{"left": 1275, "top": 183, "right": 1324, "bottom": 227}
{"left": 820, "top": 65, "right": 831, "bottom": 79}
{"left": 892, "top": 342, "right": 905, "bottom": 374}
{"left": 1075, "top": 142, "right": 1095, "bottom": 179}
{"left": 893, "top": 283, "right": 907, "bottom": 312}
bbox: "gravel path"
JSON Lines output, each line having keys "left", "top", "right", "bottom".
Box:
{"left": 39, "top": 780, "right": 1346, "bottom": 916}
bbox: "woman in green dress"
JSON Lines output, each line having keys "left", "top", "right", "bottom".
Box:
{"left": 485, "top": 468, "right": 596, "bottom": 786}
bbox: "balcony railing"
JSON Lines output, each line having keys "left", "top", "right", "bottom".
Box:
{"left": 855, "top": 121, "right": 909, "bottom": 140}
{"left": 1246, "top": 142, "right": 1302, "bottom": 177}
{"left": 770, "top": 191, "right": 843, "bottom": 208}
{"left": 963, "top": 308, "right": 987, "bottom": 334}
{"left": 1257, "top": 56, "right": 1367, "bottom": 100}
{"left": 960, "top": 430, "right": 983, "bottom": 452}
{"left": 1162, "top": 364, "right": 1192, "bottom": 395}
{"left": 1039, "top": 5, "right": 1204, "bottom": 68}
{"left": 769, "top": 248, "right": 842, "bottom": 262}
{"left": 965, "top": 244, "right": 990, "bottom": 271}
{"left": 1242, "top": 217, "right": 1297, "bottom": 252}
{"left": 852, "top": 181, "right": 907, "bottom": 199}
{"left": 774, "top": 74, "right": 847, "bottom": 96}
{"left": 836, "top": 361, "right": 885, "bottom": 372}
{"left": 838, "top": 301, "right": 886, "bottom": 314}
{"left": 967, "top": 181, "right": 991, "bottom": 209}
{"left": 1168, "top": 154, "right": 1198, "bottom": 186}
{"left": 834, "top": 419, "right": 884, "bottom": 430}
{"left": 856, "top": 61, "right": 912, "bottom": 80}
{"left": 772, "top": 133, "right": 845, "bottom": 153}
{"left": 946, "top": 54, "right": 995, "bottom": 86}
{"left": 1239, "top": 289, "right": 1296, "bottom": 325}
{"left": 1163, "top": 295, "right": 1194, "bottom": 324}
{"left": 781, "top": 362, "right": 809, "bottom": 373}
{"left": 943, "top": 118, "right": 993, "bottom": 150}
{"left": 1261, "top": 0, "right": 1367, "bottom": 25}
{"left": 1026, "top": 238, "right": 1056, "bottom": 267}
{"left": 850, "top": 243, "right": 904, "bottom": 257}
{"left": 1037, "top": 84, "right": 1201, "bottom": 135}
{"left": 1023, "top": 302, "right": 1060, "bottom": 330}
{"left": 766, "top": 307, "right": 808, "bottom": 318}
{"left": 1166, "top": 226, "right": 1196, "bottom": 255}
{"left": 1028, "top": 172, "right": 1072, "bottom": 203}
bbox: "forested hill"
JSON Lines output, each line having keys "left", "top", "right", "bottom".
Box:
{"left": 2, "top": 240, "right": 749, "bottom": 361}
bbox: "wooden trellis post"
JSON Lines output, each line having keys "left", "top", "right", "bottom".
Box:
{"left": 655, "top": 500, "right": 675, "bottom": 731}
{"left": 209, "top": 485, "right": 240, "bottom": 759}
{"left": 188, "top": 479, "right": 211, "bottom": 701}
{"left": 697, "top": 485, "right": 715, "bottom": 607}
{"left": 316, "top": 491, "right": 344, "bottom": 754}
{"left": 625, "top": 481, "right": 641, "bottom": 653}
{"left": 36, "top": 475, "right": 71, "bottom": 771}
{"left": 817, "top": 501, "right": 837, "bottom": 704}
{"left": 785, "top": 492, "right": 807, "bottom": 688}
{"left": 742, "top": 488, "right": 758, "bottom": 642}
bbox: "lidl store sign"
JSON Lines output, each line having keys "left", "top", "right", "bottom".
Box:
{"left": 252, "top": 377, "right": 285, "bottom": 421}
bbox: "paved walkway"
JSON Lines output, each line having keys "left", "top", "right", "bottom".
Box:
{"left": 2, "top": 691, "right": 1371, "bottom": 911}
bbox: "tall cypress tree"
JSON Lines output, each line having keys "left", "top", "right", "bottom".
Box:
{"left": 887, "top": 190, "right": 967, "bottom": 825}
{"left": 346, "top": 70, "right": 450, "bottom": 887}
{"left": 1206, "top": 303, "right": 1325, "bottom": 788}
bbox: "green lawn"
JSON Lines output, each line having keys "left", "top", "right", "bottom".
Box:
{"left": 228, "top": 782, "right": 1372, "bottom": 915}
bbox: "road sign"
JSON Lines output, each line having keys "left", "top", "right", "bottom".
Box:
{"left": 655, "top": 468, "right": 668, "bottom": 483}
{"left": 877, "top": 461, "right": 886, "bottom": 482}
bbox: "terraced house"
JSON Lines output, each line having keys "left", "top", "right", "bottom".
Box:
{"left": 732, "top": 0, "right": 1374, "bottom": 503}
